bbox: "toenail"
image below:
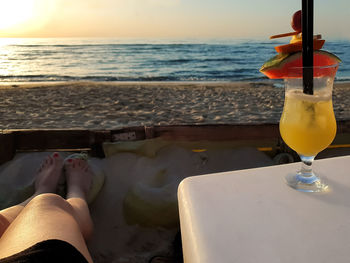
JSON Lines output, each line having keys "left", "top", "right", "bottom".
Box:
{"left": 67, "top": 159, "right": 73, "bottom": 163}
{"left": 53, "top": 153, "right": 59, "bottom": 157}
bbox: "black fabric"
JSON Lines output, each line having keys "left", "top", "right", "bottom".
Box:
{"left": 0, "top": 239, "right": 88, "bottom": 263}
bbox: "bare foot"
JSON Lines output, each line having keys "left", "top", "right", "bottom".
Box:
{"left": 35, "top": 152, "right": 63, "bottom": 194}
{"left": 64, "top": 158, "right": 94, "bottom": 241}
{"left": 65, "top": 158, "right": 93, "bottom": 200}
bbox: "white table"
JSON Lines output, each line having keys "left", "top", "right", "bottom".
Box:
{"left": 178, "top": 156, "right": 350, "bottom": 263}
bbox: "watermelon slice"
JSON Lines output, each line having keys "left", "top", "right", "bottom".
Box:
{"left": 260, "top": 50, "right": 341, "bottom": 79}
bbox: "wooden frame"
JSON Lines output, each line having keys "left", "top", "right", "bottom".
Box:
{"left": 1, "top": 120, "right": 350, "bottom": 165}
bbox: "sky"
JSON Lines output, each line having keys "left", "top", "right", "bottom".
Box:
{"left": 0, "top": 0, "right": 349, "bottom": 39}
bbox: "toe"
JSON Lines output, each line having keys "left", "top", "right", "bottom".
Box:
{"left": 42, "top": 156, "right": 51, "bottom": 168}
{"left": 71, "top": 158, "right": 81, "bottom": 168}
{"left": 78, "top": 159, "right": 84, "bottom": 167}
{"left": 77, "top": 159, "right": 85, "bottom": 168}
{"left": 64, "top": 158, "right": 74, "bottom": 169}
{"left": 75, "top": 159, "right": 80, "bottom": 167}
{"left": 44, "top": 157, "right": 49, "bottom": 166}
{"left": 52, "top": 152, "right": 63, "bottom": 166}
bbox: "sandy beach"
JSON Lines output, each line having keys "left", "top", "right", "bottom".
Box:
{"left": 1, "top": 81, "right": 349, "bottom": 130}
{"left": 0, "top": 147, "right": 275, "bottom": 262}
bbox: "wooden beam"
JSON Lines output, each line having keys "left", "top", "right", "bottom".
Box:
{"left": 0, "top": 121, "right": 349, "bottom": 165}
{"left": 152, "top": 124, "right": 280, "bottom": 141}
{"left": 13, "top": 130, "right": 91, "bottom": 150}
{"left": 0, "top": 132, "right": 15, "bottom": 164}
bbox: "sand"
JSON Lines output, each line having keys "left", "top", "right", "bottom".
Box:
{"left": 1, "top": 81, "right": 349, "bottom": 130}
{"left": 0, "top": 145, "right": 274, "bottom": 263}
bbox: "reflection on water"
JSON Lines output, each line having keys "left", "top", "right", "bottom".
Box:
{"left": 0, "top": 38, "right": 349, "bottom": 83}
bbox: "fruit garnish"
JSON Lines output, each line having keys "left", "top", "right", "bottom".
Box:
{"left": 291, "top": 10, "right": 302, "bottom": 32}
{"left": 290, "top": 33, "right": 302, "bottom": 43}
{"left": 261, "top": 9, "right": 340, "bottom": 80}
{"left": 270, "top": 32, "right": 299, "bottom": 39}
{"left": 270, "top": 10, "right": 302, "bottom": 39}
{"left": 290, "top": 34, "right": 322, "bottom": 44}
{"left": 275, "top": 38, "right": 325, "bottom": 54}
{"left": 260, "top": 50, "right": 341, "bottom": 79}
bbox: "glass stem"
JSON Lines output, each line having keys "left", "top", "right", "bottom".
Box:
{"left": 299, "top": 155, "right": 316, "bottom": 180}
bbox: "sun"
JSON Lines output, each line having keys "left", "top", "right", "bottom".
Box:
{"left": 0, "top": 0, "right": 57, "bottom": 36}
{"left": 0, "top": 0, "right": 38, "bottom": 30}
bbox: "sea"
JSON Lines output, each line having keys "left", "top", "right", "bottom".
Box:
{"left": 0, "top": 38, "right": 349, "bottom": 83}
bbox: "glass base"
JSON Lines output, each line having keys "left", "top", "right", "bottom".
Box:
{"left": 285, "top": 172, "right": 329, "bottom": 193}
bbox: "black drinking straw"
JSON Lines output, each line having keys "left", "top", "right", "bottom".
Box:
{"left": 302, "top": 0, "right": 314, "bottom": 95}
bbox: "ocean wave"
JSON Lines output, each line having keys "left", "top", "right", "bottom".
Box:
{"left": 1, "top": 39, "right": 350, "bottom": 83}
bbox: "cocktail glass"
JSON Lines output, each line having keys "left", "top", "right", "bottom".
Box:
{"left": 279, "top": 64, "right": 339, "bottom": 192}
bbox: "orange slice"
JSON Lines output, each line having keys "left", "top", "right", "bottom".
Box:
{"left": 274, "top": 39, "right": 325, "bottom": 54}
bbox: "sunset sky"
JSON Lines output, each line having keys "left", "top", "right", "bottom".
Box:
{"left": 0, "top": 0, "right": 349, "bottom": 39}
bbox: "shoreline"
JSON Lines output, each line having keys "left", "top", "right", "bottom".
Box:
{"left": 1, "top": 79, "right": 350, "bottom": 86}
{"left": 0, "top": 81, "right": 349, "bottom": 130}
{"left": 0, "top": 80, "right": 276, "bottom": 88}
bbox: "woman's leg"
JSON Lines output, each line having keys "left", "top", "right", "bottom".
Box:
{"left": 0, "top": 157, "right": 94, "bottom": 263}
{"left": 65, "top": 158, "right": 94, "bottom": 241}
{"left": 0, "top": 153, "right": 63, "bottom": 237}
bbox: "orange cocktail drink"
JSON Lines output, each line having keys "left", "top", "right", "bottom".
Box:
{"left": 280, "top": 88, "right": 336, "bottom": 157}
